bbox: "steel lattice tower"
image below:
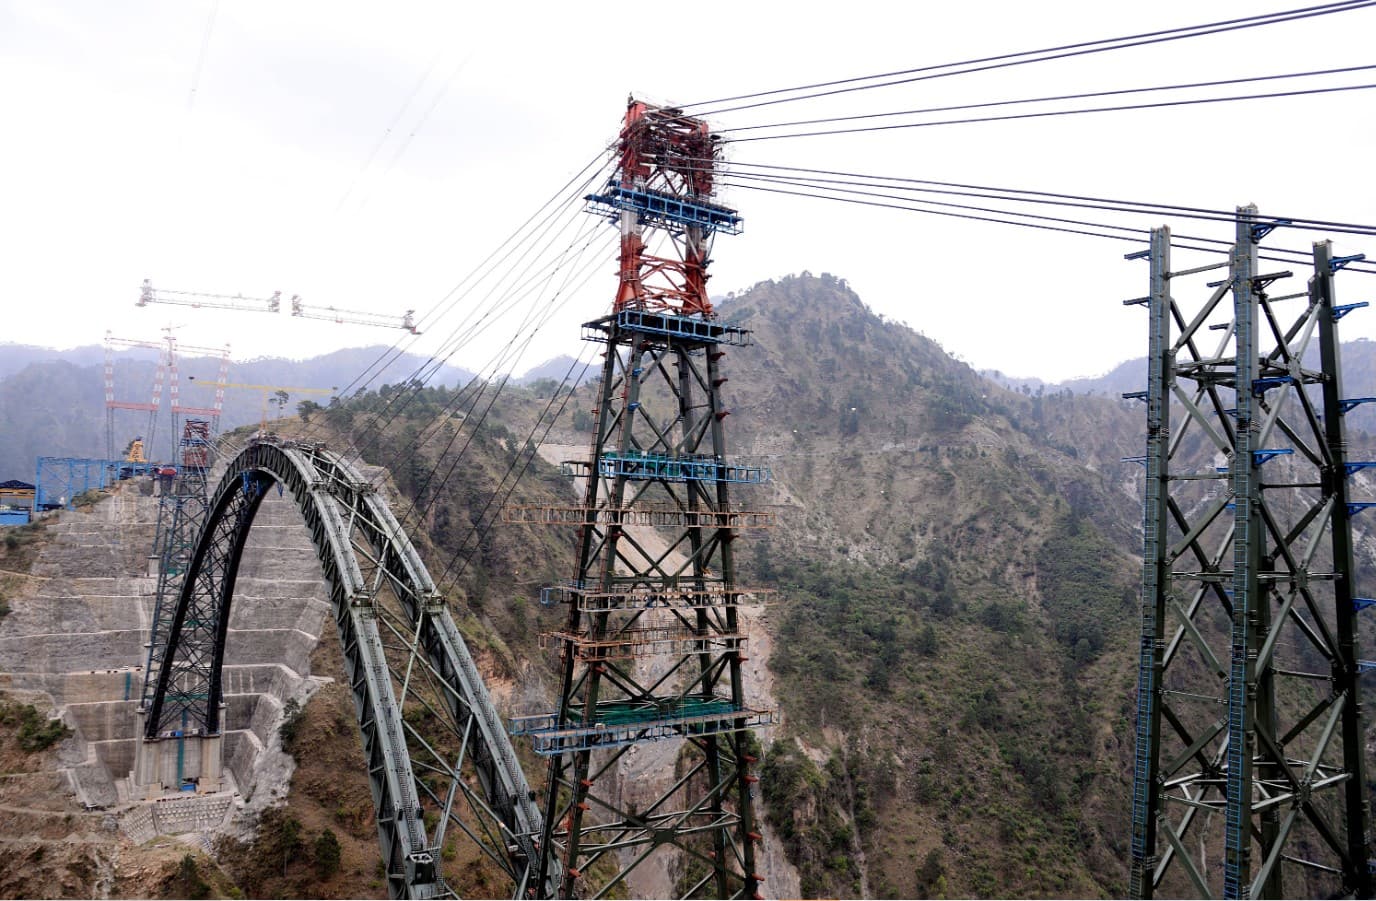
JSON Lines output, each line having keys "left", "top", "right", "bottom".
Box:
{"left": 1128, "top": 208, "right": 1373, "bottom": 899}
{"left": 509, "top": 100, "right": 775, "bottom": 899}
{"left": 139, "top": 419, "right": 213, "bottom": 721}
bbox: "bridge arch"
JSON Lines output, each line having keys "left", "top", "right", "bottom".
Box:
{"left": 141, "top": 437, "right": 543, "bottom": 898}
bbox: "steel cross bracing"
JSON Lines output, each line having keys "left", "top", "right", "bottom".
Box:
{"left": 510, "top": 98, "right": 770, "bottom": 900}
{"left": 141, "top": 438, "right": 544, "bottom": 899}
{"left": 518, "top": 319, "right": 774, "bottom": 900}
{"left": 1127, "top": 207, "right": 1373, "bottom": 899}
{"left": 140, "top": 420, "right": 213, "bottom": 712}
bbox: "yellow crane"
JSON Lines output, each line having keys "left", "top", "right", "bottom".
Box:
{"left": 187, "top": 378, "right": 334, "bottom": 432}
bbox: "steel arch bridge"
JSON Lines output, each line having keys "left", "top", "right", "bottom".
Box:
{"left": 140, "top": 437, "right": 547, "bottom": 899}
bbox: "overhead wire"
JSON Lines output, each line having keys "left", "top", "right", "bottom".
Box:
{"left": 294, "top": 148, "right": 613, "bottom": 484}
{"left": 717, "top": 64, "right": 1376, "bottom": 136}
{"left": 328, "top": 163, "right": 615, "bottom": 480}
{"left": 720, "top": 81, "right": 1376, "bottom": 143}
{"left": 359, "top": 51, "right": 475, "bottom": 212}
{"left": 720, "top": 176, "right": 1376, "bottom": 274}
{"left": 433, "top": 350, "right": 595, "bottom": 591}
{"left": 185, "top": 0, "right": 221, "bottom": 114}
{"left": 332, "top": 44, "right": 450, "bottom": 216}
{"left": 717, "top": 167, "right": 1376, "bottom": 250}
{"left": 387, "top": 220, "right": 614, "bottom": 531}
{"left": 685, "top": 0, "right": 1376, "bottom": 115}
{"left": 718, "top": 161, "right": 1376, "bottom": 237}
{"left": 320, "top": 149, "right": 612, "bottom": 406}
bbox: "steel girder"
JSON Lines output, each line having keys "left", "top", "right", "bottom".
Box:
{"left": 1128, "top": 211, "right": 1372, "bottom": 899}
{"left": 142, "top": 438, "right": 544, "bottom": 899}
{"left": 530, "top": 321, "right": 767, "bottom": 900}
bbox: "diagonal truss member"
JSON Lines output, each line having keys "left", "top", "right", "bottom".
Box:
{"left": 1128, "top": 209, "right": 1372, "bottom": 899}
{"left": 511, "top": 99, "right": 772, "bottom": 900}
{"left": 140, "top": 437, "right": 545, "bottom": 899}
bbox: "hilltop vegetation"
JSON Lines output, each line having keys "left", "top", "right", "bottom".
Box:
{"left": 1, "top": 271, "right": 1287, "bottom": 897}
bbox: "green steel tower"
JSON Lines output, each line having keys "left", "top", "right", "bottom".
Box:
{"left": 509, "top": 99, "right": 775, "bottom": 899}
{"left": 1129, "top": 209, "right": 1372, "bottom": 898}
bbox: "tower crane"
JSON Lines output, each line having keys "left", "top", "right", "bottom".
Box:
{"left": 139, "top": 278, "right": 281, "bottom": 314}
{"left": 105, "top": 330, "right": 232, "bottom": 459}
{"left": 187, "top": 378, "right": 334, "bottom": 432}
{"left": 290, "top": 296, "right": 420, "bottom": 334}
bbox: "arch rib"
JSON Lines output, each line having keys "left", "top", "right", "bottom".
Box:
{"left": 142, "top": 438, "right": 545, "bottom": 899}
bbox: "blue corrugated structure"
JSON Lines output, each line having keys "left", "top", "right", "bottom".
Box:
{"left": 35, "top": 456, "right": 158, "bottom": 510}
{"left": 582, "top": 309, "right": 752, "bottom": 346}
{"left": 596, "top": 450, "right": 769, "bottom": 484}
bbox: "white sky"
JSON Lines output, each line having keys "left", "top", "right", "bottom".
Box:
{"left": 2, "top": 1, "right": 1373, "bottom": 382}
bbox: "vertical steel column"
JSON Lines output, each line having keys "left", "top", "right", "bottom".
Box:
{"left": 1130, "top": 227, "right": 1173, "bottom": 899}
{"left": 1224, "top": 205, "right": 1264, "bottom": 898}
{"left": 1314, "top": 240, "right": 1374, "bottom": 898}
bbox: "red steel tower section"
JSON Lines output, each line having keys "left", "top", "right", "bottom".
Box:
{"left": 606, "top": 100, "right": 729, "bottom": 318}
{"left": 511, "top": 100, "right": 770, "bottom": 900}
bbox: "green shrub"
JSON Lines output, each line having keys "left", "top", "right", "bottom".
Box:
{"left": 0, "top": 701, "right": 72, "bottom": 752}
{"left": 279, "top": 698, "right": 304, "bottom": 749}
{"left": 313, "top": 828, "right": 342, "bottom": 879}
{"left": 167, "top": 854, "right": 211, "bottom": 900}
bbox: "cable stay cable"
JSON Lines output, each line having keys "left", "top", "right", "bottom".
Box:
{"left": 434, "top": 351, "right": 595, "bottom": 591}
{"left": 718, "top": 64, "right": 1376, "bottom": 136}
{"left": 328, "top": 204, "right": 613, "bottom": 474}
{"left": 323, "top": 149, "right": 610, "bottom": 402}
{"left": 185, "top": 0, "right": 221, "bottom": 115}
{"left": 332, "top": 43, "right": 450, "bottom": 216}
{"left": 335, "top": 219, "right": 608, "bottom": 499}
{"left": 723, "top": 172, "right": 1149, "bottom": 237}
{"left": 379, "top": 224, "right": 613, "bottom": 528}
{"left": 721, "top": 82, "right": 1376, "bottom": 142}
{"left": 723, "top": 179, "right": 1376, "bottom": 274}
{"left": 320, "top": 150, "right": 612, "bottom": 409}
{"left": 715, "top": 161, "right": 1376, "bottom": 237}
{"left": 349, "top": 204, "right": 616, "bottom": 510}
{"left": 719, "top": 169, "right": 1376, "bottom": 271}
{"left": 685, "top": 1, "right": 1376, "bottom": 115}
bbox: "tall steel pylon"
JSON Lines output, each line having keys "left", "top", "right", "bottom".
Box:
{"left": 1128, "top": 207, "right": 1373, "bottom": 898}
{"left": 139, "top": 418, "right": 213, "bottom": 713}
{"left": 507, "top": 99, "right": 775, "bottom": 899}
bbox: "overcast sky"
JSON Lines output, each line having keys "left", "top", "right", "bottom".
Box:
{"left": 2, "top": 1, "right": 1373, "bottom": 382}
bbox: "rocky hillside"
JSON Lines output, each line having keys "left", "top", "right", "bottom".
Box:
{"left": 216, "top": 274, "right": 1376, "bottom": 898}
{"left": 0, "top": 345, "right": 478, "bottom": 480}
{"left": 17, "top": 270, "right": 1359, "bottom": 898}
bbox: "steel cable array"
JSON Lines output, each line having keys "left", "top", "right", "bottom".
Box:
{"left": 288, "top": 0, "right": 1376, "bottom": 621}
{"left": 683, "top": 0, "right": 1376, "bottom": 115}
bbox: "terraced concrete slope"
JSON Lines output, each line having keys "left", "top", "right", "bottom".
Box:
{"left": 0, "top": 476, "right": 332, "bottom": 828}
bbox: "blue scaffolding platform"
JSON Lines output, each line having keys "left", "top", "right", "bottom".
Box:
{"left": 510, "top": 697, "right": 775, "bottom": 756}
{"left": 585, "top": 183, "right": 743, "bottom": 236}
{"left": 595, "top": 450, "right": 769, "bottom": 484}
{"left": 582, "top": 310, "right": 752, "bottom": 346}
{"left": 35, "top": 457, "right": 158, "bottom": 510}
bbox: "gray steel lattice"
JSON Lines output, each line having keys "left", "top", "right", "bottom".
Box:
{"left": 141, "top": 438, "right": 544, "bottom": 899}
{"left": 1128, "top": 210, "right": 1373, "bottom": 899}
{"left": 530, "top": 315, "right": 768, "bottom": 900}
